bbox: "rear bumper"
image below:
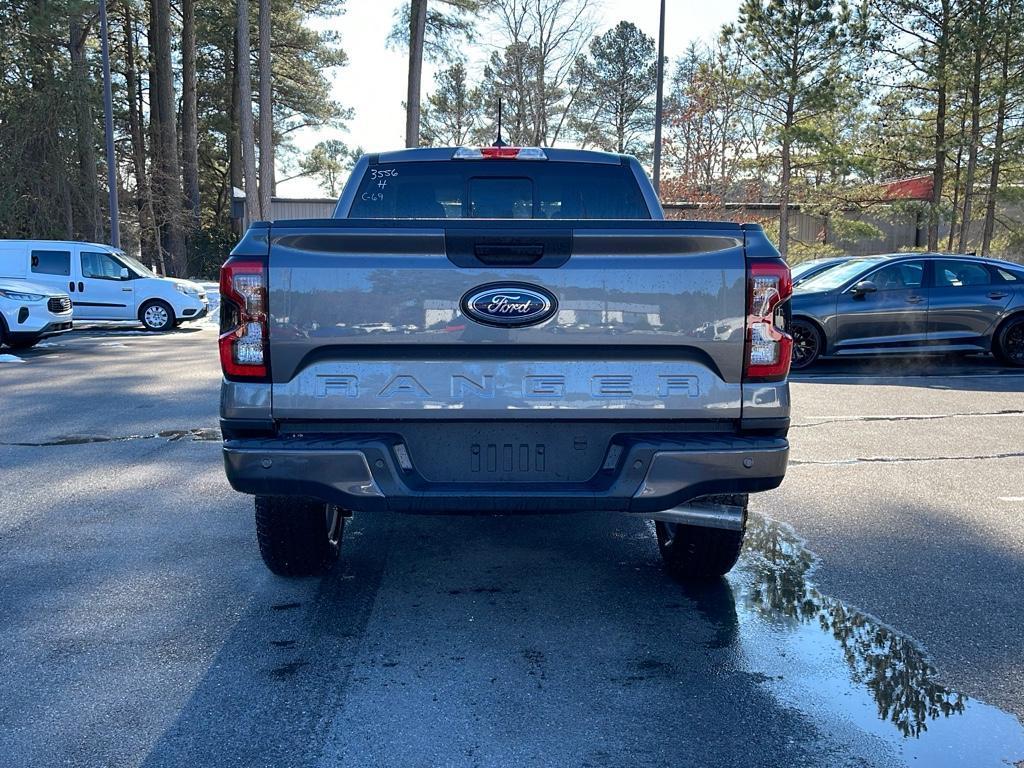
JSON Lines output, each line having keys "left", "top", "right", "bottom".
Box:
{"left": 222, "top": 432, "right": 788, "bottom": 514}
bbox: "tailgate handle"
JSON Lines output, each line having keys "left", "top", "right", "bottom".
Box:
{"left": 473, "top": 244, "right": 544, "bottom": 265}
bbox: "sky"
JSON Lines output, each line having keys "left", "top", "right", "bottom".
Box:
{"left": 279, "top": 0, "right": 741, "bottom": 197}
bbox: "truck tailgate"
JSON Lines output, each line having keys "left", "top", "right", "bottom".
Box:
{"left": 266, "top": 220, "right": 749, "bottom": 422}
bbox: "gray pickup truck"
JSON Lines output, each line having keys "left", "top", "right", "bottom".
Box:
{"left": 219, "top": 146, "right": 793, "bottom": 580}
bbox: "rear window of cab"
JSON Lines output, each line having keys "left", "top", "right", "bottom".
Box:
{"left": 348, "top": 160, "right": 651, "bottom": 220}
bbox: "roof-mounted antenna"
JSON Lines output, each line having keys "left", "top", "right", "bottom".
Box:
{"left": 493, "top": 98, "right": 508, "bottom": 147}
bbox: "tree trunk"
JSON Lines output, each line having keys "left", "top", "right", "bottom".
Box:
{"left": 777, "top": 85, "right": 796, "bottom": 258}
{"left": 123, "top": 1, "right": 163, "bottom": 273}
{"left": 947, "top": 110, "right": 965, "bottom": 251}
{"left": 237, "top": 0, "right": 259, "bottom": 223}
{"left": 230, "top": 28, "right": 244, "bottom": 235}
{"left": 616, "top": 87, "right": 626, "bottom": 154}
{"left": 181, "top": 0, "right": 201, "bottom": 230}
{"left": 69, "top": 16, "right": 101, "bottom": 241}
{"left": 779, "top": 132, "right": 791, "bottom": 258}
{"left": 147, "top": 1, "right": 159, "bottom": 190}
{"left": 957, "top": 26, "right": 984, "bottom": 254}
{"left": 257, "top": 0, "right": 273, "bottom": 219}
{"left": 928, "top": 1, "right": 950, "bottom": 252}
{"left": 405, "top": 0, "right": 428, "bottom": 148}
{"left": 981, "top": 2, "right": 1012, "bottom": 255}
{"left": 152, "top": 0, "right": 185, "bottom": 274}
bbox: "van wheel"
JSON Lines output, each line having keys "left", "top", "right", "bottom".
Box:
{"left": 655, "top": 495, "right": 748, "bottom": 580}
{"left": 140, "top": 300, "right": 175, "bottom": 331}
{"left": 254, "top": 496, "right": 345, "bottom": 577}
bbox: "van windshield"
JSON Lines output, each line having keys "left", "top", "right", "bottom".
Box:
{"left": 115, "top": 251, "right": 157, "bottom": 278}
{"left": 347, "top": 160, "right": 651, "bottom": 220}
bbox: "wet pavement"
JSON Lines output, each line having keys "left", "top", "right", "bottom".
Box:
{"left": 737, "top": 516, "right": 1024, "bottom": 765}
{"left": 1, "top": 326, "right": 1023, "bottom": 766}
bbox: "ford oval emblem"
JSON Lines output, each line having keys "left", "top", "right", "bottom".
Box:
{"left": 461, "top": 283, "right": 557, "bottom": 328}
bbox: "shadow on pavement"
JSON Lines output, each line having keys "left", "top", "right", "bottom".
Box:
{"left": 792, "top": 354, "right": 1024, "bottom": 391}
{"left": 130, "top": 512, "right": 1024, "bottom": 768}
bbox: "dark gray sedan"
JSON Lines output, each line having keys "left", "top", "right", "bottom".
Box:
{"left": 789, "top": 253, "right": 1024, "bottom": 369}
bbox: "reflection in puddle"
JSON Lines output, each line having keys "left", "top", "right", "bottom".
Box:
{"left": 743, "top": 516, "right": 963, "bottom": 737}
{"left": 734, "top": 515, "right": 1024, "bottom": 765}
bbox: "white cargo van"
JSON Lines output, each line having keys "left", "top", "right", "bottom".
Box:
{"left": 0, "top": 240, "right": 209, "bottom": 331}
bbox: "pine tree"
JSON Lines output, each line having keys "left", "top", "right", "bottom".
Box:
{"left": 421, "top": 64, "right": 483, "bottom": 146}
{"left": 724, "top": 0, "right": 867, "bottom": 256}
{"left": 572, "top": 21, "right": 657, "bottom": 158}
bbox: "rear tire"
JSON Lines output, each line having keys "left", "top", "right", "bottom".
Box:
{"left": 254, "top": 496, "right": 345, "bottom": 577}
{"left": 655, "top": 494, "right": 748, "bottom": 580}
{"left": 139, "top": 300, "right": 175, "bottom": 332}
{"left": 993, "top": 315, "right": 1024, "bottom": 367}
{"left": 790, "top": 318, "right": 823, "bottom": 369}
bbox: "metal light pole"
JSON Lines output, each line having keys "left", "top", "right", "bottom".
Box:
{"left": 99, "top": 0, "right": 120, "bottom": 247}
{"left": 652, "top": 0, "right": 666, "bottom": 197}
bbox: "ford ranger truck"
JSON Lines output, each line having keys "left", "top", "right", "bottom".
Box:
{"left": 219, "top": 146, "right": 792, "bottom": 580}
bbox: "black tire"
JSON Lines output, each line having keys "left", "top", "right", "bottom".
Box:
{"left": 790, "top": 318, "right": 823, "bottom": 370}
{"left": 655, "top": 494, "right": 748, "bottom": 580}
{"left": 139, "top": 300, "right": 175, "bottom": 331}
{"left": 5, "top": 337, "right": 40, "bottom": 350}
{"left": 0, "top": 319, "right": 7, "bottom": 349}
{"left": 993, "top": 315, "right": 1024, "bottom": 367}
{"left": 254, "top": 496, "right": 345, "bottom": 577}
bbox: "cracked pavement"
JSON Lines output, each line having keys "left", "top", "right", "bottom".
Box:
{"left": 1, "top": 326, "right": 1023, "bottom": 766}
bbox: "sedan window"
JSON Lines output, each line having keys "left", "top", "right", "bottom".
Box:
{"left": 869, "top": 262, "right": 924, "bottom": 290}
{"left": 934, "top": 260, "right": 991, "bottom": 288}
{"left": 796, "top": 258, "right": 886, "bottom": 292}
{"left": 996, "top": 268, "right": 1019, "bottom": 283}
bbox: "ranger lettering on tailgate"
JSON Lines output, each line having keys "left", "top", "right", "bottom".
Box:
{"left": 313, "top": 372, "right": 702, "bottom": 401}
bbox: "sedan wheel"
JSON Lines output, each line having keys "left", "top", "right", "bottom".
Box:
{"left": 790, "top": 319, "right": 823, "bottom": 369}
{"left": 995, "top": 316, "right": 1024, "bottom": 367}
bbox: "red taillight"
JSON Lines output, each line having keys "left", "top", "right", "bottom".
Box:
{"left": 744, "top": 262, "right": 793, "bottom": 381}
{"left": 219, "top": 259, "right": 268, "bottom": 379}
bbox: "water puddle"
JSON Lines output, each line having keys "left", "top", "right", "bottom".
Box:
{"left": 2, "top": 428, "right": 221, "bottom": 447}
{"left": 732, "top": 514, "right": 1024, "bottom": 766}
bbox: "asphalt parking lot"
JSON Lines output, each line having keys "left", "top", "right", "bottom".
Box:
{"left": 1, "top": 324, "right": 1023, "bottom": 767}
